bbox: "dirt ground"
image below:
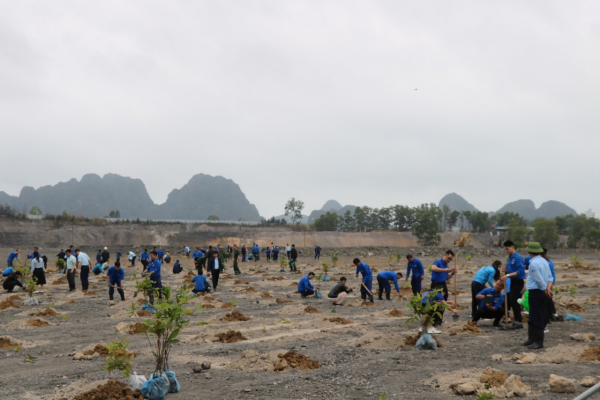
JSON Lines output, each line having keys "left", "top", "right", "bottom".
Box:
{"left": 1, "top": 247, "right": 600, "bottom": 399}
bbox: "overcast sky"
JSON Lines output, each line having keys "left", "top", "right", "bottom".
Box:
{"left": 1, "top": 1, "right": 599, "bottom": 218}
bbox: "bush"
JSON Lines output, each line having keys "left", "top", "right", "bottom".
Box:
{"left": 55, "top": 259, "right": 65, "bottom": 270}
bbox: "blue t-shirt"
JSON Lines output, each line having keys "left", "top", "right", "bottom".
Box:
{"left": 116, "top": 251, "right": 122, "bottom": 259}
{"left": 2, "top": 267, "right": 15, "bottom": 276}
{"left": 192, "top": 275, "right": 207, "bottom": 291}
{"left": 298, "top": 275, "right": 314, "bottom": 292}
{"left": 147, "top": 259, "right": 162, "bottom": 278}
{"left": 7, "top": 251, "right": 19, "bottom": 262}
{"left": 547, "top": 259, "right": 556, "bottom": 284}
{"left": 92, "top": 263, "right": 104, "bottom": 274}
{"left": 406, "top": 258, "right": 424, "bottom": 279}
{"left": 477, "top": 287, "right": 505, "bottom": 309}
{"left": 507, "top": 252, "right": 526, "bottom": 279}
{"left": 524, "top": 255, "right": 531, "bottom": 270}
{"left": 431, "top": 258, "right": 450, "bottom": 283}
{"left": 355, "top": 262, "right": 373, "bottom": 283}
{"left": 140, "top": 252, "right": 150, "bottom": 261}
{"left": 473, "top": 265, "right": 496, "bottom": 287}
{"left": 157, "top": 249, "right": 165, "bottom": 258}
{"left": 421, "top": 291, "right": 444, "bottom": 305}
{"left": 107, "top": 266, "right": 124, "bottom": 283}
{"left": 192, "top": 250, "right": 202, "bottom": 259}
{"left": 378, "top": 271, "right": 400, "bottom": 292}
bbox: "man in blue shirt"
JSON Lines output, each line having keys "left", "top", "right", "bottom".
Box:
{"left": 405, "top": 254, "right": 424, "bottom": 296}
{"left": 353, "top": 258, "right": 374, "bottom": 303}
{"left": 314, "top": 245, "right": 322, "bottom": 260}
{"left": 472, "top": 280, "right": 505, "bottom": 327}
{"left": 144, "top": 251, "right": 163, "bottom": 304}
{"left": 471, "top": 261, "right": 501, "bottom": 318}
{"left": 157, "top": 247, "right": 165, "bottom": 262}
{"left": 376, "top": 270, "right": 403, "bottom": 300}
{"left": 140, "top": 249, "right": 150, "bottom": 270}
{"left": 106, "top": 261, "right": 125, "bottom": 301}
{"left": 96, "top": 250, "right": 103, "bottom": 264}
{"left": 298, "top": 272, "right": 315, "bottom": 298}
{"left": 27, "top": 247, "right": 39, "bottom": 260}
{"left": 7, "top": 249, "right": 19, "bottom": 268}
{"left": 192, "top": 247, "right": 202, "bottom": 263}
{"left": 191, "top": 273, "right": 210, "bottom": 294}
{"left": 521, "top": 242, "right": 552, "bottom": 350}
{"left": 501, "top": 240, "right": 526, "bottom": 329}
{"left": 116, "top": 249, "right": 123, "bottom": 263}
{"left": 430, "top": 250, "right": 456, "bottom": 301}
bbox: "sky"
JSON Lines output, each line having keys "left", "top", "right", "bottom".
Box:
{"left": 1, "top": 1, "right": 599, "bottom": 218}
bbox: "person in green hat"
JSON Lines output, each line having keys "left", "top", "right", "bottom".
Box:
{"left": 521, "top": 241, "right": 553, "bottom": 350}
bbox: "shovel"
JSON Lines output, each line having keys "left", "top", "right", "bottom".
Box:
{"left": 108, "top": 284, "right": 138, "bottom": 297}
{"left": 361, "top": 282, "right": 375, "bottom": 303}
{"left": 452, "top": 255, "right": 459, "bottom": 322}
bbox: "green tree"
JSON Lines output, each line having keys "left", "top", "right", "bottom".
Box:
{"left": 506, "top": 218, "right": 528, "bottom": 248}
{"left": 207, "top": 214, "right": 220, "bottom": 221}
{"left": 441, "top": 204, "right": 451, "bottom": 231}
{"left": 567, "top": 214, "right": 600, "bottom": 248}
{"left": 284, "top": 198, "right": 305, "bottom": 224}
{"left": 466, "top": 211, "right": 491, "bottom": 233}
{"left": 533, "top": 218, "right": 559, "bottom": 249}
{"left": 392, "top": 205, "right": 415, "bottom": 231}
{"left": 554, "top": 214, "right": 575, "bottom": 234}
{"left": 29, "top": 206, "right": 42, "bottom": 216}
{"left": 493, "top": 211, "right": 527, "bottom": 227}
{"left": 378, "top": 207, "right": 393, "bottom": 230}
{"left": 353, "top": 207, "right": 367, "bottom": 232}
{"left": 412, "top": 203, "right": 442, "bottom": 246}
{"left": 368, "top": 208, "right": 380, "bottom": 231}
{"left": 313, "top": 211, "right": 340, "bottom": 231}
{"left": 341, "top": 210, "right": 355, "bottom": 232}
{"left": 448, "top": 210, "right": 460, "bottom": 230}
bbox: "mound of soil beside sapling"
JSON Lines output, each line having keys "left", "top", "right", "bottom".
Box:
{"left": 389, "top": 309, "right": 406, "bottom": 317}
{"left": 480, "top": 367, "right": 508, "bottom": 387}
{"left": 135, "top": 310, "right": 153, "bottom": 317}
{"left": 580, "top": 346, "right": 600, "bottom": 361}
{"left": 0, "top": 337, "right": 19, "bottom": 349}
{"left": 268, "top": 277, "right": 285, "bottom": 281}
{"left": 276, "top": 298, "right": 293, "bottom": 304}
{"left": 83, "top": 344, "right": 110, "bottom": 357}
{"left": 0, "top": 297, "right": 22, "bottom": 310}
{"left": 66, "top": 300, "right": 77, "bottom": 304}
{"left": 83, "top": 291, "right": 98, "bottom": 296}
{"left": 361, "top": 301, "right": 377, "bottom": 307}
{"left": 203, "top": 304, "right": 216, "bottom": 309}
{"left": 216, "top": 330, "right": 247, "bottom": 343}
{"left": 52, "top": 276, "right": 67, "bottom": 285}
{"left": 464, "top": 321, "right": 480, "bottom": 334}
{"left": 127, "top": 322, "right": 146, "bottom": 334}
{"left": 260, "top": 292, "right": 272, "bottom": 298}
{"left": 68, "top": 380, "right": 144, "bottom": 400}
{"left": 304, "top": 307, "right": 321, "bottom": 314}
{"left": 234, "top": 280, "right": 249, "bottom": 285}
{"left": 224, "top": 310, "right": 251, "bottom": 322}
{"left": 326, "top": 317, "right": 353, "bottom": 325}
{"left": 27, "top": 318, "right": 50, "bottom": 328}
{"left": 136, "top": 298, "right": 146, "bottom": 305}
{"left": 36, "top": 308, "right": 60, "bottom": 317}
{"left": 278, "top": 351, "right": 320, "bottom": 370}
{"left": 244, "top": 287, "right": 258, "bottom": 292}
{"left": 565, "top": 303, "right": 586, "bottom": 312}
{"left": 404, "top": 333, "right": 444, "bottom": 348}
{"left": 183, "top": 272, "right": 195, "bottom": 283}
{"left": 221, "top": 303, "right": 235, "bottom": 309}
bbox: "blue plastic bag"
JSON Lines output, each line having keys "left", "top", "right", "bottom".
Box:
{"left": 322, "top": 275, "right": 331, "bottom": 282}
{"left": 566, "top": 313, "right": 582, "bottom": 321}
{"left": 141, "top": 373, "right": 169, "bottom": 400}
{"left": 142, "top": 304, "right": 156, "bottom": 313}
{"left": 165, "top": 369, "right": 181, "bottom": 393}
{"left": 313, "top": 290, "right": 323, "bottom": 299}
{"left": 416, "top": 333, "right": 437, "bottom": 350}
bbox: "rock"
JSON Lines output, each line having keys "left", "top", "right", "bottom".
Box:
{"left": 502, "top": 375, "right": 529, "bottom": 397}
{"left": 580, "top": 376, "right": 597, "bottom": 387}
{"left": 570, "top": 333, "right": 596, "bottom": 342}
{"left": 492, "top": 354, "right": 503, "bottom": 361}
{"left": 515, "top": 353, "right": 537, "bottom": 364}
{"left": 548, "top": 374, "right": 577, "bottom": 393}
{"left": 107, "top": 301, "right": 116, "bottom": 306}
{"left": 450, "top": 382, "right": 478, "bottom": 395}
{"left": 201, "top": 361, "right": 211, "bottom": 370}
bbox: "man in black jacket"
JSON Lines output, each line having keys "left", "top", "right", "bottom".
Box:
{"left": 289, "top": 244, "right": 298, "bottom": 272}
{"left": 328, "top": 277, "right": 354, "bottom": 305}
{"left": 101, "top": 247, "right": 110, "bottom": 264}
{"left": 3, "top": 272, "right": 24, "bottom": 292}
{"left": 207, "top": 251, "right": 224, "bottom": 291}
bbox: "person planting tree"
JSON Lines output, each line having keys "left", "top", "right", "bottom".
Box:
{"left": 107, "top": 261, "right": 126, "bottom": 301}
{"left": 298, "top": 272, "right": 315, "bottom": 298}
{"left": 353, "top": 258, "right": 374, "bottom": 303}
{"left": 405, "top": 254, "right": 425, "bottom": 296}
{"left": 376, "top": 270, "right": 403, "bottom": 300}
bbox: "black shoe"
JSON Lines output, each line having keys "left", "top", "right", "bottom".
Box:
{"left": 109, "top": 295, "right": 114, "bottom": 301}
{"left": 301, "top": 294, "right": 307, "bottom": 298}
{"left": 508, "top": 322, "right": 523, "bottom": 330}
{"left": 521, "top": 326, "right": 534, "bottom": 346}
{"left": 527, "top": 329, "right": 544, "bottom": 350}
{"left": 120, "top": 296, "right": 125, "bottom": 301}
{"left": 378, "top": 293, "right": 383, "bottom": 300}
{"left": 369, "top": 295, "right": 374, "bottom": 303}
{"left": 493, "top": 322, "right": 500, "bottom": 327}
{"left": 385, "top": 292, "right": 391, "bottom": 300}
{"left": 361, "top": 294, "right": 367, "bottom": 301}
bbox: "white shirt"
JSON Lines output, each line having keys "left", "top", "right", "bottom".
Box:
{"left": 213, "top": 258, "right": 220, "bottom": 270}
{"left": 30, "top": 258, "right": 44, "bottom": 272}
{"left": 66, "top": 255, "right": 77, "bottom": 270}
{"left": 77, "top": 252, "right": 91, "bottom": 266}
{"left": 286, "top": 246, "right": 291, "bottom": 252}
{"left": 129, "top": 251, "right": 136, "bottom": 260}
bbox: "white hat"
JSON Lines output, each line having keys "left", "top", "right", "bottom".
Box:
{"left": 104, "top": 247, "right": 108, "bottom": 250}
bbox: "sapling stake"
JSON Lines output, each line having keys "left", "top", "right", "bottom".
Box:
{"left": 452, "top": 254, "right": 459, "bottom": 322}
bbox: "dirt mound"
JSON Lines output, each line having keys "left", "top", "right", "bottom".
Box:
{"left": 83, "top": 344, "right": 110, "bottom": 357}
{"left": 68, "top": 380, "right": 144, "bottom": 400}
{"left": 580, "top": 346, "right": 600, "bottom": 361}
{"left": 327, "top": 317, "right": 353, "bottom": 325}
{"left": 304, "top": 307, "right": 321, "bottom": 314}
{"left": 260, "top": 292, "right": 273, "bottom": 298}
{"left": 276, "top": 305, "right": 305, "bottom": 315}
{"left": 464, "top": 321, "right": 480, "bottom": 334}
{"left": 27, "top": 318, "right": 50, "bottom": 327}
{"left": 52, "top": 276, "right": 67, "bottom": 285}
{"left": 244, "top": 287, "right": 258, "bottom": 292}
{"left": 278, "top": 351, "right": 320, "bottom": 370}
{"left": 564, "top": 302, "right": 586, "bottom": 312}
{"left": 0, "top": 337, "right": 19, "bottom": 349}
{"left": 67, "top": 300, "right": 77, "bottom": 304}
{"left": 234, "top": 280, "right": 249, "bottom": 285}
{"left": 585, "top": 295, "right": 600, "bottom": 305}
{"left": 136, "top": 310, "right": 153, "bottom": 317}
{"left": 36, "top": 308, "right": 60, "bottom": 317}
{"left": 117, "top": 322, "right": 146, "bottom": 335}
{"left": 229, "top": 349, "right": 287, "bottom": 372}
{"left": 389, "top": 309, "right": 406, "bottom": 317}
{"left": 352, "top": 332, "right": 404, "bottom": 349}
{"left": 289, "top": 282, "right": 297, "bottom": 286}
{"left": 0, "top": 296, "right": 22, "bottom": 310}
{"left": 361, "top": 301, "right": 377, "bottom": 307}
{"left": 224, "top": 310, "right": 251, "bottom": 322}
{"left": 136, "top": 298, "right": 146, "bottom": 305}
{"left": 216, "top": 330, "right": 247, "bottom": 343}
{"left": 268, "top": 277, "right": 285, "bottom": 281}
{"left": 203, "top": 304, "right": 216, "bottom": 309}
{"left": 183, "top": 272, "right": 195, "bottom": 283}
{"left": 83, "top": 291, "right": 98, "bottom": 296}
{"left": 404, "top": 333, "right": 444, "bottom": 348}
{"left": 220, "top": 303, "right": 235, "bottom": 309}
{"left": 276, "top": 298, "right": 293, "bottom": 304}
{"left": 480, "top": 367, "right": 508, "bottom": 387}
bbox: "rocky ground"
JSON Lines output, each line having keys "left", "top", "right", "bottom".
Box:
{"left": 1, "top": 248, "right": 599, "bottom": 399}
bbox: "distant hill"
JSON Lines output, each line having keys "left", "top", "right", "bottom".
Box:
{"left": 535, "top": 201, "right": 577, "bottom": 219}
{"left": 0, "top": 173, "right": 261, "bottom": 221}
{"left": 438, "top": 193, "right": 478, "bottom": 213}
{"left": 307, "top": 200, "right": 357, "bottom": 223}
{"left": 495, "top": 199, "right": 537, "bottom": 221}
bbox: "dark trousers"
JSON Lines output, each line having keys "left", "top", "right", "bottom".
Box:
{"left": 130, "top": 256, "right": 136, "bottom": 267}
{"left": 545, "top": 297, "right": 556, "bottom": 325}
{"left": 430, "top": 281, "right": 448, "bottom": 301}
{"left": 141, "top": 260, "right": 148, "bottom": 270}
{"left": 266, "top": 255, "right": 271, "bottom": 262}
{"left": 3, "top": 281, "right": 21, "bottom": 292}
{"left": 253, "top": 253, "right": 259, "bottom": 262}
{"left": 211, "top": 269, "right": 221, "bottom": 289}
{"left": 109, "top": 280, "right": 125, "bottom": 300}
{"left": 508, "top": 278, "right": 524, "bottom": 323}
{"left": 426, "top": 309, "right": 445, "bottom": 327}
{"left": 80, "top": 265, "right": 90, "bottom": 291}
{"left": 315, "top": 254, "right": 320, "bottom": 260}
{"left": 197, "top": 263, "right": 205, "bottom": 275}
{"left": 411, "top": 276, "right": 422, "bottom": 296}
{"left": 67, "top": 270, "right": 76, "bottom": 290}
{"left": 148, "top": 276, "right": 163, "bottom": 305}
{"left": 360, "top": 279, "right": 373, "bottom": 297}
{"left": 377, "top": 275, "right": 391, "bottom": 294}
{"left": 233, "top": 260, "right": 240, "bottom": 274}
{"left": 471, "top": 281, "right": 486, "bottom": 317}
{"left": 300, "top": 289, "right": 315, "bottom": 297}
{"left": 242, "top": 253, "right": 246, "bottom": 262}
{"left": 287, "top": 251, "right": 291, "bottom": 259}
{"left": 473, "top": 306, "right": 504, "bottom": 325}
{"left": 528, "top": 289, "right": 546, "bottom": 330}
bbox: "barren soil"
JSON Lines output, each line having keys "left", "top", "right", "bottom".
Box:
{"left": 1, "top": 248, "right": 599, "bottom": 399}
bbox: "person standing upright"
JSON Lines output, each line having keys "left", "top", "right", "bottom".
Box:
{"left": 289, "top": 244, "right": 298, "bottom": 272}
{"left": 101, "top": 247, "right": 110, "bottom": 264}
{"left": 116, "top": 249, "right": 122, "bottom": 263}
{"left": 144, "top": 251, "right": 162, "bottom": 304}
{"left": 241, "top": 244, "right": 247, "bottom": 262}
{"left": 207, "top": 251, "right": 224, "bottom": 291}
{"left": 233, "top": 245, "right": 241, "bottom": 275}
{"left": 30, "top": 251, "right": 46, "bottom": 293}
{"left": 314, "top": 245, "right": 322, "bottom": 260}
{"left": 286, "top": 243, "right": 292, "bottom": 260}
{"left": 157, "top": 246, "right": 165, "bottom": 262}
{"left": 501, "top": 240, "right": 526, "bottom": 330}
{"left": 75, "top": 249, "right": 91, "bottom": 292}
{"left": 521, "top": 242, "right": 552, "bottom": 349}
{"left": 430, "top": 250, "right": 456, "bottom": 301}
{"left": 65, "top": 249, "right": 77, "bottom": 291}
{"left": 405, "top": 254, "right": 424, "bottom": 297}
{"left": 140, "top": 249, "right": 149, "bottom": 269}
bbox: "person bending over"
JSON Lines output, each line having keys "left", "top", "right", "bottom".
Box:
{"left": 328, "top": 276, "right": 353, "bottom": 305}
{"left": 473, "top": 280, "right": 505, "bottom": 327}
{"left": 377, "top": 270, "right": 403, "bottom": 300}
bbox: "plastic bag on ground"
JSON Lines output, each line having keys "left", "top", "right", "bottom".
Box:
{"left": 416, "top": 333, "right": 437, "bottom": 350}
{"left": 165, "top": 369, "right": 181, "bottom": 393}
{"left": 313, "top": 291, "right": 323, "bottom": 299}
{"left": 322, "top": 276, "right": 331, "bottom": 282}
{"left": 129, "top": 372, "right": 147, "bottom": 391}
{"left": 141, "top": 304, "right": 156, "bottom": 313}
{"left": 566, "top": 313, "right": 582, "bottom": 321}
{"left": 24, "top": 298, "right": 38, "bottom": 306}
{"left": 141, "top": 372, "right": 169, "bottom": 400}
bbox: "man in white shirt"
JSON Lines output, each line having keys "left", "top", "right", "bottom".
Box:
{"left": 75, "top": 249, "right": 92, "bottom": 292}
{"left": 286, "top": 244, "right": 292, "bottom": 260}
{"left": 65, "top": 249, "right": 77, "bottom": 291}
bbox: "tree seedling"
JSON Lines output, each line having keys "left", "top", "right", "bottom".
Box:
{"left": 24, "top": 353, "right": 36, "bottom": 363}
{"left": 104, "top": 337, "right": 134, "bottom": 377}
{"left": 405, "top": 289, "right": 448, "bottom": 331}
{"left": 280, "top": 318, "right": 292, "bottom": 324}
